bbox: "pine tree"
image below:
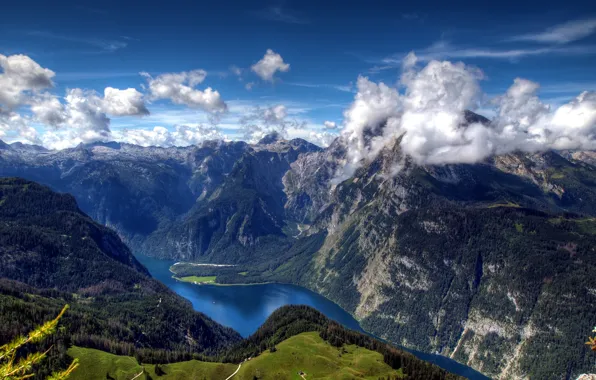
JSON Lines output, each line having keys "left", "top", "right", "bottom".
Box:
{"left": 0, "top": 305, "right": 78, "bottom": 380}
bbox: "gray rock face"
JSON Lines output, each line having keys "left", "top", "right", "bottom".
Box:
{"left": 281, "top": 135, "right": 596, "bottom": 379}
{"left": 0, "top": 136, "right": 320, "bottom": 261}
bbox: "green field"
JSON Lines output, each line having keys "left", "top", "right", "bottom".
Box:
{"left": 236, "top": 332, "right": 404, "bottom": 380}
{"left": 67, "top": 346, "right": 237, "bottom": 380}
{"left": 68, "top": 332, "right": 404, "bottom": 380}
{"left": 176, "top": 275, "right": 217, "bottom": 284}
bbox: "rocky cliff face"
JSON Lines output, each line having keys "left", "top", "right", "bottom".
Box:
{"left": 0, "top": 136, "right": 319, "bottom": 261}
{"left": 280, "top": 131, "right": 596, "bottom": 379}
{"left": 142, "top": 136, "right": 321, "bottom": 262}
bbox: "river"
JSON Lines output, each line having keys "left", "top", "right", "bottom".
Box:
{"left": 135, "top": 254, "right": 490, "bottom": 380}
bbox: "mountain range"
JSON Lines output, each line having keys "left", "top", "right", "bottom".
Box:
{"left": 2, "top": 111, "right": 596, "bottom": 378}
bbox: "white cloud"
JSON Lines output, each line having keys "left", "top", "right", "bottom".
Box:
{"left": 283, "top": 126, "right": 337, "bottom": 147}
{"left": 230, "top": 65, "right": 243, "bottom": 77}
{"left": 238, "top": 104, "right": 328, "bottom": 144}
{"left": 493, "top": 78, "right": 550, "bottom": 133}
{"left": 27, "top": 31, "right": 128, "bottom": 53}
{"left": 262, "top": 104, "right": 287, "bottom": 123}
{"left": 510, "top": 18, "right": 596, "bottom": 44}
{"left": 240, "top": 104, "right": 291, "bottom": 142}
{"left": 342, "top": 76, "right": 401, "bottom": 160}
{"left": 101, "top": 87, "right": 149, "bottom": 116}
{"left": 285, "top": 82, "right": 353, "bottom": 92}
{"left": 324, "top": 121, "right": 338, "bottom": 129}
{"left": 62, "top": 88, "right": 111, "bottom": 143}
{"left": 142, "top": 70, "right": 227, "bottom": 113}
{"left": 0, "top": 112, "right": 39, "bottom": 144}
{"left": 251, "top": 49, "right": 290, "bottom": 81}
{"left": 27, "top": 86, "right": 148, "bottom": 147}
{"left": 0, "top": 54, "right": 55, "bottom": 109}
{"left": 0, "top": 54, "right": 149, "bottom": 148}
{"left": 338, "top": 57, "right": 596, "bottom": 180}
{"left": 114, "top": 124, "right": 224, "bottom": 147}
{"left": 32, "top": 87, "right": 142, "bottom": 149}
{"left": 245, "top": 82, "right": 255, "bottom": 91}
{"left": 402, "top": 51, "right": 418, "bottom": 70}
{"left": 30, "top": 86, "right": 148, "bottom": 130}
{"left": 307, "top": 130, "right": 337, "bottom": 147}
{"left": 30, "top": 93, "right": 66, "bottom": 127}
{"left": 375, "top": 41, "right": 596, "bottom": 72}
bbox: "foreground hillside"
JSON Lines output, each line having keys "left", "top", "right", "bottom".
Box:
{"left": 68, "top": 305, "right": 461, "bottom": 380}
{"left": 0, "top": 178, "right": 241, "bottom": 376}
{"left": 69, "top": 333, "right": 404, "bottom": 380}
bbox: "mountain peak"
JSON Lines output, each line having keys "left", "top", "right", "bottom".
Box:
{"left": 258, "top": 132, "right": 283, "bottom": 145}
{"left": 463, "top": 110, "right": 490, "bottom": 125}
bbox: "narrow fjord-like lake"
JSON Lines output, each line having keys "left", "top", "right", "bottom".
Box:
{"left": 135, "top": 254, "right": 490, "bottom": 380}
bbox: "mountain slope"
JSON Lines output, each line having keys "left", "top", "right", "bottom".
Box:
{"left": 278, "top": 134, "right": 596, "bottom": 378}
{"left": 0, "top": 178, "right": 241, "bottom": 372}
{"left": 0, "top": 137, "right": 319, "bottom": 261}
{"left": 141, "top": 136, "right": 321, "bottom": 262}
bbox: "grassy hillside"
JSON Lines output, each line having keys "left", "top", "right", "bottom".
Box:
{"left": 68, "top": 332, "right": 403, "bottom": 380}
{"left": 222, "top": 306, "right": 460, "bottom": 379}
{"left": 236, "top": 332, "right": 404, "bottom": 380}
{"left": 68, "top": 346, "right": 236, "bottom": 380}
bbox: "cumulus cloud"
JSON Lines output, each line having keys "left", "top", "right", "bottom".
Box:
{"left": 241, "top": 104, "right": 291, "bottom": 142}
{"left": 307, "top": 130, "right": 337, "bottom": 147}
{"left": 0, "top": 54, "right": 55, "bottom": 109}
{"left": 114, "top": 124, "right": 224, "bottom": 147}
{"left": 30, "top": 94, "right": 66, "bottom": 127}
{"left": 0, "top": 54, "right": 152, "bottom": 147}
{"left": 324, "top": 121, "right": 338, "bottom": 129}
{"left": 238, "top": 103, "right": 337, "bottom": 147}
{"left": 61, "top": 88, "right": 112, "bottom": 144}
{"left": 34, "top": 87, "right": 146, "bottom": 149}
{"left": 251, "top": 49, "right": 290, "bottom": 81}
{"left": 337, "top": 54, "right": 596, "bottom": 180}
{"left": 262, "top": 104, "right": 287, "bottom": 123}
{"left": 143, "top": 70, "right": 227, "bottom": 113}
{"left": 0, "top": 112, "right": 39, "bottom": 145}
{"left": 27, "top": 86, "right": 148, "bottom": 148}
{"left": 101, "top": 87, "right": 149, "bottom": 116}
{"left": 510, "top": 18, "right": 596, "bottom": 44}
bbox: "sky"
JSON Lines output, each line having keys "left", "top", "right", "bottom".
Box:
{"left": 1, "top": 0, "right": 596, "bottom": 153}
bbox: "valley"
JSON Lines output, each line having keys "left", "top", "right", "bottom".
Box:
{"left": 2, "top": 124, "right": 596, "bottom": 378}
{"left": 0, "top": 178, "right": 463, "bottom": 380}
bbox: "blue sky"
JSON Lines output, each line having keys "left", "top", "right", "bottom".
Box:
{"left": 1, "top": 0, "right": 596, "bottom": 148}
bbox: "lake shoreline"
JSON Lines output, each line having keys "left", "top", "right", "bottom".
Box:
{"left": 137, "top": 253, "right": 490, "bottom": 380}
